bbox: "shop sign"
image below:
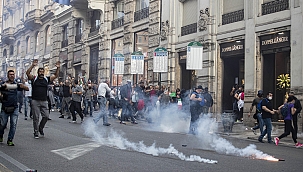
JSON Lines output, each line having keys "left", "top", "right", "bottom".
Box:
{"left": 131, "top": 51, "right": 144, "bottom": 74}
{"left": 220, "top": 40, "right": 244, "bottom": 57}
{"left": 113, "top": 53, "right": 125, "bottom": 75}
{"left": 260, "top": 31, "right": 290, "bottom": 51}
{"left": 153, "top": 47, "right": 168, "bottom": 73}
{"left": 187, "top": 41, "right": 203, "bottom": 70}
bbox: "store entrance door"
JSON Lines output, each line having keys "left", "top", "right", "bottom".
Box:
{"left": 222, "top": 56, "right": 244, "bottom": 112}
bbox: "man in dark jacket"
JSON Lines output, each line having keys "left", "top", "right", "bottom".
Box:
{"left": 0, "top": 70, "right": 29, "bottom": 146}
{"left": 120, "top": 80, "right": 137, "bottom": 124}
{"left": 288, "top": 92, "right": 302, "bottom": 136}
{"left": 202, "top": 87, "right": 213, "bottom": 115}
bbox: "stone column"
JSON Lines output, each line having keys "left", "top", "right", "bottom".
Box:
{"left": 122, "top": 0, "right": 135, "bottom": 82}
{"left": 148, "top": 0, "right": 161, "bottom": 85}
{"left": 243, "top": 0, "right": 259, "bottom": 125}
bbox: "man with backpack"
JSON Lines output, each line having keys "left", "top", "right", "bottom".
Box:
{"left": 249, "top": 90, "right": 264, "bottom": 135}
{"left": 258, "top": 91, "right": 277, "bottom": 143}
{"left": 202, "top": 87, "right": 213, "bottom": 115}
{"left": 274, "top": 96, "right": 303, "bottom": 148}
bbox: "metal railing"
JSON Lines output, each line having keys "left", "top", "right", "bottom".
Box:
{"left": 262, "top": 0, "right": 289, "bottom": 15}
{"left": 181, "top": 23, "right": 197, "bottom": 36}
{"left": 222, "top": 9, "right": 244, "bottom": 25}
{"left": 89, "top": 25, "right": 100, "bottom": 37}
{"left": 111, "top": 17, "right": 124, "bottom": 30}
{"left": 134, "top": 7, "right": 149, "bottom": 22}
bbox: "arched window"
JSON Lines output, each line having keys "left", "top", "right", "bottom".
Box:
{"left": 35, "top": 32, "right": 40, "bottom": 53}
{"left": 17, "top": 41, "right": 21, "bottom": 54}
{"left": 45, "top": 26, "right": 51, "bottom": 52}
{"left": 3, "top": 49, "right": 7, "bottom": 58}
{"left": 26, "top": 36, "right": 30, "bottom": 54}
{"left": 46, "top": 26, "right": 51, "bottom": 46}
{"left": 9, "top": 45, "right": 14, "bottom": 56}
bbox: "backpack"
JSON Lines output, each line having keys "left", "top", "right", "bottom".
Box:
{"left": 199, "top": 95, "right": 205, "bottom": 107}
{"left": 280, "top": 103, "right": 289, "bottom": 118}
{"left": 257, "top": 98, "right": 267, "bottom": 113}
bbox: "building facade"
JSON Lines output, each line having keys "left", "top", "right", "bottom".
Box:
{"left": 1, "top": 0, "right": 303, "bottom": 125}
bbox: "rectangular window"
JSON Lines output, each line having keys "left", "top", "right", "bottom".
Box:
{"left": 114, "top": 0, "right": 125, "bottom": 19}
{"left": 182, "top": 0, "right": 197, "bottom": 26}
{"left": 135, "top": 0, "right": 149, "bottom": 11}
{"left": 223, "top": 0, "right": 244, "bottom": 14}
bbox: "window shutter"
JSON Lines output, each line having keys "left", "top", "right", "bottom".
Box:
{"left": 223, "top": 0, "right": 244, "bottom": 14}
{"left": 183, "top": 0, "right": 197, "bottom": 26}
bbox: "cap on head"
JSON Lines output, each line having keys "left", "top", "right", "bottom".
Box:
{"left": 257, "top": 90, "right": 263, "bottom": 97}
{"left": 196, "top": 85, "right": 203, "bottom": 90}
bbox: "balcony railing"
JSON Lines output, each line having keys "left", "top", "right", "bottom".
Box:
{"left": 262, "top": 0, "right": 289, "bottom": 15}
{"left": 181, "top": 23, "right": 197, "bottom": 36}
{"left": 222, "top": 9, "right": 244, "bottom": 25}
{"left": 111, "top": 17, "right": 124, "bottom": 30}
{"left": 61, "top": 39, "right": 68, "bottom": 48}
{"left": 24, "top": 9, "right": 42, "bottom": 30}
{"left": 2, "top": 27, "right": 15, "bottom": 44}
{"left": 89, "top": 25, "right": 100, "bottom": 37}
{"left": 75, "top": 34, "right": 82, "bottom": 43}
{"left": 134, "top": 7, "right": 149, "bottom": 22}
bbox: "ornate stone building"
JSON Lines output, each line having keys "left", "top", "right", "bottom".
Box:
{"left": 1, "top": 0, "right": 303, "bottom": 127}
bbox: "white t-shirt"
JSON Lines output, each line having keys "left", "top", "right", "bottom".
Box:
{"left": 24, "top": 81, "right": 32, "bottom": 97}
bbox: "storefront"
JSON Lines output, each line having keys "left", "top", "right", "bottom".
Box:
{"left": 260, "top": 31, "right": 290, "bottom": 121}
{"left": 220, "top": 40, "right": 245, "bottom": 112}
{"left": 178, "top": 51, "right": 195, "bottom": 90}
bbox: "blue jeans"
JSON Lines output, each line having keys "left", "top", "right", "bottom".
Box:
{"left": 0, "top": 108, "right": 19, "bottom": 140}
{"left": 24, "top": 96, "right": 32, "bottom": 117}
{"left": 253, "top": 113, "right": 264, "bottom": 133}
{"left": 121, "top": 99, "right": 135, "bottom": 122}
{"left": 259, "top": 118, "right": 272, "bottom": 142}
{"left": 84, "top": 99, "right": 93, "bottom": 116}
{"left": 54, "top": 95, "right": 61, "bottom": 109}
{"left": 93, "top": 97, "right": 108, "bottom": 124}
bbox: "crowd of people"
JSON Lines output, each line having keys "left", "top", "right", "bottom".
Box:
{"left": 1, "top": 60, "right": 301, "bottom": 148}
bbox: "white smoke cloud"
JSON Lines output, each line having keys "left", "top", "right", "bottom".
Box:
{"left": 144, "top": 105, "right": 279, "bottom": 161}
{"left": 82, "top": 119, "right": 218, "bottom": 164}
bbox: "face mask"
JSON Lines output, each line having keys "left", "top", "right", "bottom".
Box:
{"left": 268, "top": 96, "right": 272, "bottom": 100}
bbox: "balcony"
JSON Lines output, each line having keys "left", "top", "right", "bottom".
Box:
{"left": 262, "top": 0, "right": 289, "bottom": 15}
{"left": 2, "top": 27, "right": 15, "bottom": 44}
{"left": 111, "top": 17, "right": 124, "bottom": 30}
{"left": 181, "top": 23, "right": 197, "bottom": 36}
{"left": 134, "top": 7, "right": 149, "bottom": 22}
{"left": 61, "top": 39, "right": 68, "bottom": 48}
{"left": 75, "top": 34, "right": 82, "bottom": 43}
{"left": 24, "top": 9, "right": 42, "bottom": 30}
{"left": 222, "top": 9, "right": 244, "bottom": 25}
{"left": 88, "top": 25, "right": 100, "bottom": 37}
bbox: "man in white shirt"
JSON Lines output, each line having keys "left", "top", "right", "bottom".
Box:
{"left": 93, "top": 79, "right": 111, "bottom": 126}
{"left": 24, "top": 79, "right": 32, "bottom": 120}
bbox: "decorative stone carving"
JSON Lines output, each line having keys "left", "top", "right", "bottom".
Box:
{"left": 160, "top": 20, "right": 169, "bottom": 41}
{"left": 198, "top": 8, "right": 210, "bottom": 32}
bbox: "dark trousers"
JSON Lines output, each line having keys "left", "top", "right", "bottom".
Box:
{"left": 189, "top": 105, "right": 202, "bottom": 134}
{"left": 121, "top": 99, "right": 135, "bottom": 122}
{"left": 70, "top": 101, "right": 83, "bottom": 121}
{"left": 278, "top": 120, "right": 297, "bottom": 143}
